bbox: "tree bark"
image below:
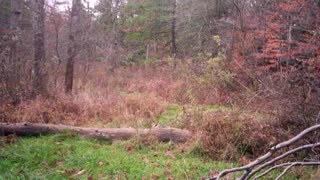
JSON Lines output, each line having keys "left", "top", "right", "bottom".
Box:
{"left": 65, "top": 0, "right": 81, "bottom": 94}
{"left": 32, "top": 0, "right": 46, "bottom": 96}
{"left": 0, "top": 123, "right": 192, "bottom": 143}
{"left": 7, "top": 0, "right": 22, "bottom": 95}
{"left": 10, "top": 0, "right": 22, "bottom": 30}
{"left": 171, "top": 0, "right": 177, "bottom": 57}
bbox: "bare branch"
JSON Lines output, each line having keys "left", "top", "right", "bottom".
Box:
{"left": 209, "top": 124, "right": 320, "bottom": 180}
{"left": 215, "top": 152, "right": 273, "bottom": 179}
{"left": 246, "top": 142, "right": 320, "bottom": 179}
{"left": 274, "top": 163, "right": 295, "bottom": 180}
{"left": 271, "top": 124, "right": 320, "bottom": 151}
{"left": 254, "top": 162, "right": 320, "bottom": 180}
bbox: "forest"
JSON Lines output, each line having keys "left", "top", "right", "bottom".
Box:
{"left": 0, "top": 0, "right": 320, "bottom": 179}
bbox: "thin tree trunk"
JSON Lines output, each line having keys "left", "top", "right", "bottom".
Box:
{"left": 8, "top": 0, "right": 22, "bottom": 95}
{"left": 10, "top": 0, "right": 22, "bottom": 30}
{"left": 146, "top": 44, "right": 149, "bottom": 59}
{"left": 171, "top": 0, "right": 177, "bottom": 57}
{"left": 53, "top": 23, "right": 62, "bottom": 88}
{"left": 215, "top": 0, "right": 221, "bottom": 17}
{"left": 32, "top": 0, "right": 46, "bottom": 96}
{"left": 65, "top": 0, "right": 81, "bottom": 94}
{"left": 113, "top": 0, "right": 119, "bottom": 41}
{"left": 53, "top": 7, "right": 62, "bottom": 88}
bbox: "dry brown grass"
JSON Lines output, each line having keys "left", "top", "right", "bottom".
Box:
{"left": 198, "top": 111, "right": 286, "bottom": 160}
{"left": 1, "top": 61, "right": 300, "bottom": 160}
{"left": 1, "top": 91, "right": 169, "bottom": 127}
{"left": 1, "top": 61, "right": 231, "bottom": 126}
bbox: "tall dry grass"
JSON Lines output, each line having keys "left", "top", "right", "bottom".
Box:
{"left": 1, "top": 61, "right": 230, "bottom": 127}
{"left": 3, "top": 60, "right": 316, "bottom": 161}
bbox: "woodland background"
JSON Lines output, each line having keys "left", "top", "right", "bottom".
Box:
{"left": 1, "top": 0, "right": 320, "bottom": 178}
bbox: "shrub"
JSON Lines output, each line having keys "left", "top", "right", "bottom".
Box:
{"left": 199, "top": 111, "right": 284, "bottom": 160}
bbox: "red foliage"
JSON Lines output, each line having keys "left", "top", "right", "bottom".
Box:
{"left": 230, "top": 0, "right": 320, "bottom": 73}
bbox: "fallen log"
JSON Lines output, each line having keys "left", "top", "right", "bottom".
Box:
{"left": 0, "top": 123, "right": 191, "bottom": 143}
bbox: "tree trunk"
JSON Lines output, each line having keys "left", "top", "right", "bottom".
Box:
{"left": 112, "top": 0, "right": 120, "bottom": 47}
{"left": 10, "top": 0, "right": 22, "bottom": 30}
{"left": 7, "top": 0, "right": 22, "bottom": 96}
{"left": 32, "top": 0, "right": 46, "bottom": 96}
{"left": 65, "top": 0, "right": 81, "bottom": 94}
{"left": 0, "top": 123, "right": 192, "bottom": 143}
{"left": 215, "top": 0, "right": 222, "bottom": 17}
{"left": 146, "top": 44, "right": 149, "bottom": 59}
{"left": 171, "top": 0, "right": 177, "bottom": 57}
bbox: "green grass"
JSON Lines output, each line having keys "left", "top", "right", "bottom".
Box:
{"left": 0, "top": 134, "right": 235, "bottom": 180}
{"left": 0, "top": 134, "right": 317, "bottom": 180}
{"left": 157, "top": 105, "right": 182, "bottom": 127}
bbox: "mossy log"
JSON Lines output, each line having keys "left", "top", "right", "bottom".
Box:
{"left": 0, "top": 123, "right": 191, "bottom": 143}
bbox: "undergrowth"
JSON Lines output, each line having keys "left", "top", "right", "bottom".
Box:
{"left": 1, "top": 62, "right": 319, "bottom": 169}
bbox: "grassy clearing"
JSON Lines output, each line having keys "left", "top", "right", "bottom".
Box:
{"left": 0, "top": 134, "right": 235, "bottom": 179}
{"left": 0, "top": 134, "right": 315, "bottom": 180}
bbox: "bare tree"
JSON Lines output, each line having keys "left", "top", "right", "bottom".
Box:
{"left": 65, "top": 0, "right": 81, "bottom": 94}
{"left": 47, "top": 1, "right": 64, "bottom": 88}
{"left": 32, "top": 0, "right": 47, "bottom": 96}
{"left": 8, "top": 0, "right": 22, "bottom": 95}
